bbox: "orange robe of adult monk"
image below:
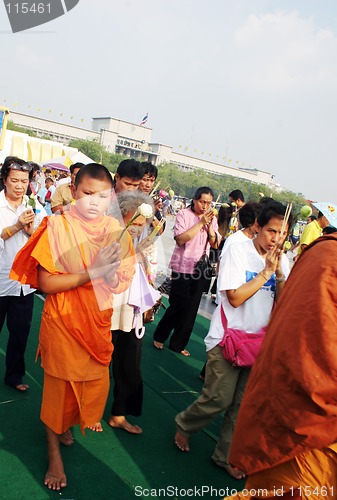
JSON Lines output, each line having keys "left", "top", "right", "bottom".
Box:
{"left": 228, "top": 234, "right": 337, "bottom": 476}
{"left": 10, "top": 206, "right": 135, "bottom": 433}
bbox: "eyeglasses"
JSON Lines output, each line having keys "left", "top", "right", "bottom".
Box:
{"left": 9, "top": 162, "right": 32, "bottom": 172}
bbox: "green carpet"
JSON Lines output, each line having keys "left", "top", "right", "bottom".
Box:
{"left": 0, "top": 295, "right": 245, "bottom": 500}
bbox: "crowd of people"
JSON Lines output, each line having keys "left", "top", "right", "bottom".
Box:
{"left": 1, "top": 155, "right": 337, "bottom": 498}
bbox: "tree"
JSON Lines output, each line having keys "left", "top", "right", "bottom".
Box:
{"left": 156, "top": 162, "right": 307, "bottom": 206}
{"left": 68, "top": 138, "right": 128, "bottom": 171}
{"left": 67, "top": 138, "right": 307, "bottom": 206}
{"left": 6, "top": 120, "right": 38, "bottom": 137}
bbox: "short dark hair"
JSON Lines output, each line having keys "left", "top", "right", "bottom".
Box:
{"left": 259, "top": 196, "right": 274, "bottom": 206}
{"left": 257, "top": 201, "right": 293, "bottom": 230}
{"left": 28, "top": 162, "right": 41, "bottom": 172}
{"left": 239, "top": 202, "right": 262, "bottom": 228}
{"left": 27, "top": 162, "right": 41, "bottom": 181}
{"left": 229, "top": 189, "right": 244, "bottom": 202}
{"left": 70, "top": 162, "right": 84, "bottom": 175}
{"left": 323, "top": 225, "right": 337, "bottom": 234}
{"left": 140, "top": 161, "right": 158, "bottom": 179}
{"left": 116, "top": 159, "right": 145, "bottom": 181}
{"left": 0, "top": 156, "right": 30, "bottom": 183}
{"left": 193, "top": 186, "right": 214, "bottom": 201}
{"left": 74, "top": 163, "right": 113, "bottom": 188}
{"left": 322, "top": 226, "right": 337, "bottom": 234}
{"left": 190, "top": 187, "right": 214, "bottom": 212}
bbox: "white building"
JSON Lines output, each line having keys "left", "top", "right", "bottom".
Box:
{"left": 3, "top": 111, "right": 274, "bottom": 186}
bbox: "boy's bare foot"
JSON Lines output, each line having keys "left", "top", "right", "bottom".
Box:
{"left": 59, "top": 429, "right": 74, "bottom": 446}
{"left": 223, "top": 463, "right": 246, "bottom": 480}
{"left": 45, "top": 425, "right": 67, "bottom": 490}
{"left": 174, "top": 431, "right": 190, "bottom": 451}
{"left": 153, "top": 341, "right": 163, "bottom": 349}
{"left": 108, "top": 416, "right": 142, "bottom": 434}
{"left": 87, "top": 421, "right": 103, "bottom": 432}
{"left": 44, "top": 471, "right": 67, "bottom": 491}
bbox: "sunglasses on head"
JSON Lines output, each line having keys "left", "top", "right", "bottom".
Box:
{"left": 9, "top": 162, "right": 32, "bottom": 172}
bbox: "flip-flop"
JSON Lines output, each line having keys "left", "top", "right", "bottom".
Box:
{"left": 15, "top": 384, "right": 29, "bottom": 392}
{"left": 180, "top": 350, "right": 190, "bottom": 356}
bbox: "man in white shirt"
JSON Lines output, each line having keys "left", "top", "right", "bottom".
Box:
{"left": 174, "top": 202, "right": 291, "bottom": 480}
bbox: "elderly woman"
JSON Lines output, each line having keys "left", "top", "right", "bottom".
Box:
{"left": 107, "top": 190, "right": 160, "bottom": 434}
{"left": 0, "top": 156, "right": 36, "bottom": 391}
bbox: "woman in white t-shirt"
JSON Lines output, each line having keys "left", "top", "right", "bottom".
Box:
{"left": 174, "top": 201, "right": 292, "bottom": 480}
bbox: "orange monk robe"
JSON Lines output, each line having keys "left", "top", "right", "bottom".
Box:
{"left": 11, "top": 207, "right": 135, "bottom": 378}
{"left": 10, "top": 208, "right": 135, "bottom": 432}
{"left": 228, "top": 234, "right": 337, "bottom": 476}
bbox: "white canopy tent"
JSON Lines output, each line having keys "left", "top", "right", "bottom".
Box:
{"left": 41, "top": 150, "right": 95, "bottom": 167}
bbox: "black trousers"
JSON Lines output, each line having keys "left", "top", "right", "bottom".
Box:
{"left": 153, "top": 271, "right": 206, "bottom": 352}
{"left": 0, "top": 291, "right": 34, "bottom": 387}
{"left": 111, "top": 329, "right": 143, "bottom": 417}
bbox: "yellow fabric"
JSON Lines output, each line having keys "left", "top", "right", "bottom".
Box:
{"left": 225, "top": 445, "right": 337, "bottom": 499}
{"left": 297, "top": 220, "right": 322, "bottom": 255}
{"left": 63, "top": 156, "right": 74, "bottom": 168}
{"left": 10, "top": 134, "right": 25, "bottom": 158}
{"left": 51, "top": 145, "right": 63, "bottom": 158}
{"left": 27, "top": 139, "right": 41, "bottom": 162}
{"left": 40, "top": 142, "right": 53, "bottom": 162}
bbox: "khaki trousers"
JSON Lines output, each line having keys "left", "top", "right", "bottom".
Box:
{"left": 175, "top": 344, "right": 250, "bottom": 466}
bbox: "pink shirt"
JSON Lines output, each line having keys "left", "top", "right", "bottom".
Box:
{"left": 169, "top": 207, "right": 219, "bottom": 274}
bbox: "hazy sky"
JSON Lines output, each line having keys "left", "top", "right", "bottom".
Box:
{"left": 1, "top": 0, "right": 337, "bottom": 202}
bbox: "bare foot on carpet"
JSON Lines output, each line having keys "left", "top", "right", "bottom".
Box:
{"left": 108, "top": 416, "right": 143, "bottom": 434}
{"left": 45, "top": 425, "right": 67, "bottom": 490}
{"left": 153, "top": 341, "right": 163, "bottom": 349}
{"left": 224, "top": 463, "right": 246, "bottom": 480}
{"left": 44, "top": 451, "right": 67, "bottom": 490}
{"left": 87, "top": 421, "right": 103, "bottom": 432}
{"left": 44, "top": 470, "right": 67, "bottom": 491}
{"left": 174, "top": 431, "right": 190, "bottom": 451}
{"left": 59, "top": 429, "right": 74, "bottom": 446}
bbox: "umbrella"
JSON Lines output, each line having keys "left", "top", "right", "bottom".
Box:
{"left": 43, "top": 162, "right": 70, "bottom": 172}
{"left": 313, "top": 202, "right": 337, "bottom": 227}
{"left": 41, "top": 151, "right": 95, "bottom": 167}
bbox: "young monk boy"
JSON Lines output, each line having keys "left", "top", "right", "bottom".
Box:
{"left": 10, "top": 164, "right": 135, "bottom": 491}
